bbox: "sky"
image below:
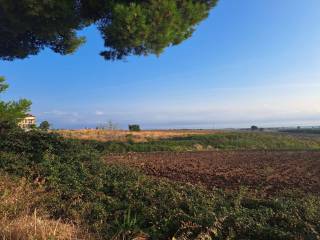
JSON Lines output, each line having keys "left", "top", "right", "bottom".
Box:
{"left": 1, "top": 0, "right": 320, "bottom": 129}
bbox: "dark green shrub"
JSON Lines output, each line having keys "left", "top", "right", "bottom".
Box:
{"left": 251, "top": 125, "right": 259, "bottom": 131}
{"left": 39, "top": 120, "right": 50, "bottom": 131}
{"left": 129, "top": 124, "right": 141, "bottom": 131}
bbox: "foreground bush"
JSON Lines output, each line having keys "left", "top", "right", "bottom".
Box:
{"left": 0, "top": 129, "right": 319, "bottom": 239}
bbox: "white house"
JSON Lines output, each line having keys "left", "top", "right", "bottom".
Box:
{"left": 18, "top": 114, "right": 36, "bottom": 129}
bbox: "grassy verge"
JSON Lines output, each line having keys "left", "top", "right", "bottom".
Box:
{"left": 1, "top": 129, "right": 320, "bottom": 239}
{"left": 76, "top": 132, "right": 320, "bottom": 153}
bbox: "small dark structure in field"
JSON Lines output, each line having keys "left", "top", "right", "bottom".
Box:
{"left": 129, "top": 124, "right": 141, "bottom": 131}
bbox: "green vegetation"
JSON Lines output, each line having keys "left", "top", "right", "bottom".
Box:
{"left": 77, "top": 132, "right": 320, "bottom": 153}
{"left": 129, "top": 124, "right": 141, "bottom": 132}
{"left": 0, "top": 77, "right": 31, "bottom": 132}
{"left": 39, "top": 121, "right": 51, "bottom": 131}
{"left": 1, "top": 128, "right": 320, "bottom": 239}
{"left": 280, "top": 128, "right": 320, "bottom": 135}
{"left": 251, "top": 125, "right": 259, "bottom": 131}
{"left": 0, "top": 0, "right": 217, "bottom": 61}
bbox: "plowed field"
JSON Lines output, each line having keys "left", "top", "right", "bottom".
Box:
{"left": 105, "top": 151, "right": 320, "bottom": 195}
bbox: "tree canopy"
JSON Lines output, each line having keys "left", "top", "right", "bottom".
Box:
{"left": 0, "top": 76, "right": 31, "bottom": 128}
{"left": 0, "top": 0, "right": 217, "bottom": 60}
{"left": 39, "top": 120, "right": 50, "bottom": 131}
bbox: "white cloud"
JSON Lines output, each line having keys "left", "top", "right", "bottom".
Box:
{"left": 42, "top": 110, "right": 79, "bottom": 117}
{"left": 39, "top": 110, "right": 81, "bottom": 125}
{"left": 95, "top": 111, "right": 105, "bottom": 116}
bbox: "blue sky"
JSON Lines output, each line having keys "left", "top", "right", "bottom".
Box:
{"left": 1, "top": 0, "right": 320, "bottom": 129}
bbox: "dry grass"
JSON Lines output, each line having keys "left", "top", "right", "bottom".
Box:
{"left": 0, "top": 175, "right": 90, "bottom": 240}
{"left": 0, "top": 214, "right": 82, "bottom": 240}
{"left": 56, "top": 129, "right": 221, "bottom": 142}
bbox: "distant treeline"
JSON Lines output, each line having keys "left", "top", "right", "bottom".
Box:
{"left": 280, "top": 128, "right": 320, "bottom": 134}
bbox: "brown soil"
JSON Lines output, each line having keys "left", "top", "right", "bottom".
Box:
{"left": 105, "top": 151, "right": 320, "bottom": 195}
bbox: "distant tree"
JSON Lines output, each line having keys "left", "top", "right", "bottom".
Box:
{"left": 0, "top": 76, "right": 32, "bottom": 132}
{"left": 251, "top": 125, "right": 259, "bottom": 131}
{"left": 0, "top": 0, "right": 217, "bottom": 61}
{"left": 39, "top": 121, "right": 50, "bottom": 131}
{"left": 129, "top": 124, "right": 141, "bottom": 132}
